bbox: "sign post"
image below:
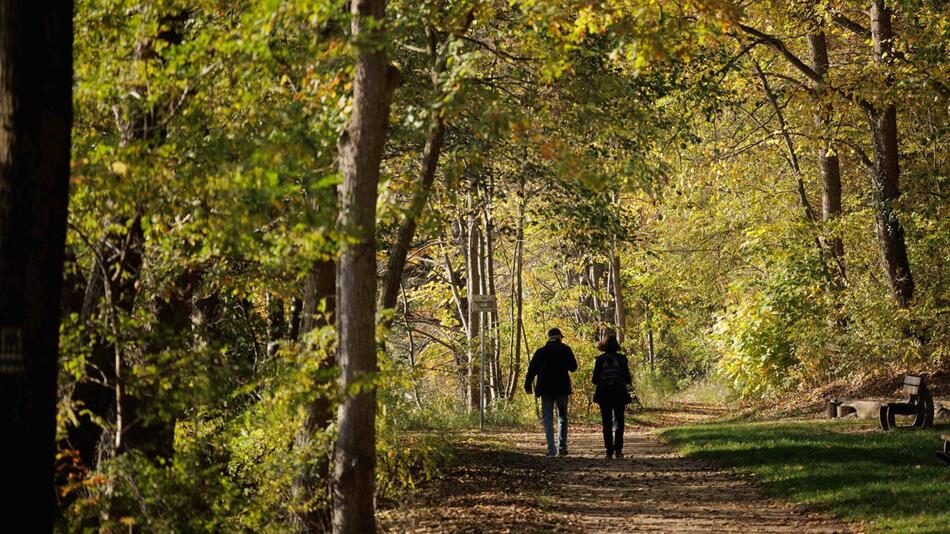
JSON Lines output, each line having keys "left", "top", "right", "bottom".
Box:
{"left": 470, "top": 294, "right": 496, "bottom": 429}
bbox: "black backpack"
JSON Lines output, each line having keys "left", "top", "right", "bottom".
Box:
{"left": 599, "top": 354, "right": 623, "bottom": 388}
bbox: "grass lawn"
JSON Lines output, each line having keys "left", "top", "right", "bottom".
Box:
{"left": 658, "top": 419, "right": 950, "bottom": 533}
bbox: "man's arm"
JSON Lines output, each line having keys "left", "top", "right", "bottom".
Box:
{"left": 591, "top": 357, "right": 601, "bottom": 385}
{"left": 566, "top": 346, "right": 578, "bottom": 372}
{"left": 524, "top": 349, "right": 541, "bottom": 392}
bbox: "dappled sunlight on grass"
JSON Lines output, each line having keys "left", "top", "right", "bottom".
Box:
{"left": 660, "top": 419, "right": 950, "bottom": 533}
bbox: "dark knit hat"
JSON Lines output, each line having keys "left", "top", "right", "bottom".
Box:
{"left": 548, "top": 327, "right": 563, "bottom": 339}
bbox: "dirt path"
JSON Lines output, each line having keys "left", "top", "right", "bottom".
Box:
{"left": 380, "top": 406, "right": 858, "bottom": 533}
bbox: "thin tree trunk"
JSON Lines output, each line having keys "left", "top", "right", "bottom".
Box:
{"left": 865, "top": 1, "right": 915, "bottom": 306}
{"left": 482, "top": 182, "right": 501, "bottom": 401}
{"left": 331, "top": 0, "right": 401, "bottom": 526}
{"left": 752, "top": 61, "right": 833, "bottom": 281}
{"left": 266, "top": 293, "right": 286, "bottom": 358}
{"left": 378, "top": 119, "right": 445, "bottom": 312}
{"left": 292, "top": 258, "right": 336, "bottom": 532}
{"left": 0, "top": 0, "right": 72, "bottom": 526}
{"left": 440, "top": 233, "right": 469, "bottom": 336}
{"left": 808, "top": 30, "right": 846, "bottom": 283}
{"left": 401, "top": 283, "right": 424, "bottom": 409}
{"left": 465, "top": 204, "right": 482, "bottom": 412}
{"left": 289, "top": 296, "right": 303, "bottom": 342}
{"left": 610, "top": 251, "right": 625, "bottom": 344}
{"left": 752, "top": 62, "right": 819, "bottom": 224}
{"left": 645, "top": 303, "right": 655, "bottom": 372}
{"left": 506, "top": 180, "right": 527, "bottom": 399}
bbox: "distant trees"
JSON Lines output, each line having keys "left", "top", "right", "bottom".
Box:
{"left": 0, "top": 0, "right": 73, "bottom": 528}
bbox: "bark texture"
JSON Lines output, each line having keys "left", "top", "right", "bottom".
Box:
{"left": 331, "top": 0, "right": 400, "bottom": 528}
{"left": 866, "top": 1, "right": 914, "bottom": 306}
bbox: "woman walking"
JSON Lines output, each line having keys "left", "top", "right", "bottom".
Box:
{"left": 591, "top": 333, "right": 632, "bottom": 459}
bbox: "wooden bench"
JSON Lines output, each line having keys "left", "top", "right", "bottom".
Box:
{"left": 938, "top": 435, "right": 950, "bottom": 465}
{"left": 879, "top": 375, "right": 934, "bottom": 430}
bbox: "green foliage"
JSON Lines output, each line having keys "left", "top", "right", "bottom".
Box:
{"left": 631, "top": 365, "right": 679, "bottom": 408}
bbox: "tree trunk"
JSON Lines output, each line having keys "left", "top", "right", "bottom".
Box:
{"left": 465, "top": 205, "right": 482, "bottom": 412}
{"left": 70, "top": 219, "right": 144, "bottom": 468}
{"left": 865, "top": 1, "right": 915, "bottom": 306}
{"left": 808, "top": 30, "right": 846, "bottom": 282}
{"left": 645, "top": 303, "right": 655, "bottom": 371}
{"left": 123, "top": 267, "right": 197, "bottom": 460}
{"left": 506, "top": 183, "right": 526, "bottom": 400}
{"left": 293, "top": 257, "right": 336, "bottom": 533}
{"left": 610, "top": 251, "right": 625, "bottom": 344}
{"left": 266, "top": 293, "right": 286, "bottom": 358}
{"left": 0, "top": 0, "right": 72, "bottom": 527}
{"left": 289, "top": 296, "right": 303, "bottom": 342}
{"left": 401, "top": 283, "right": 423, "bottom": 409}
{"left": 482, "top": 186, "right": 501, "bottom": 402}
{"left": 331, "top": 0, "right": 400, "bottom": 526}
{"left": 378, "top": 120, "right": 445, "bottom": 312}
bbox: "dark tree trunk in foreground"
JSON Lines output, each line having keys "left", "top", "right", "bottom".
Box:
{"left": 331, "top": 0, "right": 400, "bottom": 527}
{"left": 866, "top": 1, "right": 914, "bottom": 306}
{"left": 0, "top": 0, "right": 73, "bottom": 528}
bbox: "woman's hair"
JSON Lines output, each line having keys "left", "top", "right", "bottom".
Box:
{"left": 598, "top": 333, "right": 621, "bottom": 353}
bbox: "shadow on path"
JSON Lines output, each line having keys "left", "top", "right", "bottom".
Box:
{"left": 380, "top": 420, "right": 857, "bottom": 533}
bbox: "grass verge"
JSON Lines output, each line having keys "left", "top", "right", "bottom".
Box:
{"left": 658, "top": 419, "right": 950, "bottom": 533}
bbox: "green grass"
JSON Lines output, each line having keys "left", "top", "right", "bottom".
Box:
{"left": 659, "top": 419, "right": 950, "bottom": 533}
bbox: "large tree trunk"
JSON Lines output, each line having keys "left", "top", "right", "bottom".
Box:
{"left": 808, "top": 30, "right": 846, "bottom": 283}
{"left": 331, "top": 0, "right": 400, "bottom": 527}
{"left": 865, "top": 1, "right": 914, "bottom": 306}
{"left": 0, "top": 0, "right": 72, "bottom": 527}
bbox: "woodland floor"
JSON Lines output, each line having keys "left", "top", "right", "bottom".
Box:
{"left": 379, "top": 403, "right": 859, "bottom": 533}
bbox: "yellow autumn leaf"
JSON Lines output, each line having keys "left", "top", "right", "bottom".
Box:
{"left": 111, "top": 161, "right": 128, "bottom": 175}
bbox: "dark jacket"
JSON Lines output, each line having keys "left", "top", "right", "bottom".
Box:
{"left": 592, "top": 352, "right": 632, "bottom": 405}
{"left": 525, "top": 339, "right": 578, "bottom": 397}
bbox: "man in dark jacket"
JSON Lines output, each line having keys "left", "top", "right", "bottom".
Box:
{"left": 524, "top": 327, "right": 578, "bottom": 457}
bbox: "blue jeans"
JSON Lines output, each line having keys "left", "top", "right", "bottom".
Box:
{"left": 541, "top": 394, "right": 569, "bottom": 455}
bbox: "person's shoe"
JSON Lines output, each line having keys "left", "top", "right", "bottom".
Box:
{"left": 605, "top": 451, "right": 613, "bottom": 460}
{"left": 557, "top": 450, "right": 568, "bottom": 457}
{"left": 615, "top": 451, "right": 624, "bottom": 459}
{"left": 546, "top": 451, "right": 557, "bottom": 457}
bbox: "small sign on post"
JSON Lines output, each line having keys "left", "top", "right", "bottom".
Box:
{"left": 471, "top": 294, "right": 496, "bottom": 430}
{"left": 470, "top": 294, "right": 496, "bottom": 313}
